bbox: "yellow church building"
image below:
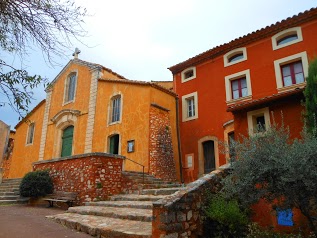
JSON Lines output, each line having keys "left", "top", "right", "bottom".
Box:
{"left": 6, "top": 54, "right": 180, "bottom": 182}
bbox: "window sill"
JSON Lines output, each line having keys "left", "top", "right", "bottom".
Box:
{"left": 63, "top": 100, "right": 75, "bottom": 106}
{"left": 226, "top": 95, "right": 252, "bottom": 105}
{"left": 182, "top": 116, "right": 198, "bottom": 122}
{"left": 108, "top": 121, "right": 121, "bottom": 126}
{"left": 277, "top": 82, "right": 306, "bottom": 93}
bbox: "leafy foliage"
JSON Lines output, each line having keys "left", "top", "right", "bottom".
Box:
{"left": 20, "top": 170, "right": 53, "bottom": 198}
{"left": 222, "top": 125, "right": 317, "bottom": 235}
{"left": 203, "top": 194, "right": 249, "bottom": 238}
{"left": 0, "top": 0, "right": 86, "bottom": 117}
{"left": 304, "top": 58, "right": 317, "bottom": 135}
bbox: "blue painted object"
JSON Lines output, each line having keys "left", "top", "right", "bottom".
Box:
{"left": 277, "top": 209, "right": 294, "bottom": 226}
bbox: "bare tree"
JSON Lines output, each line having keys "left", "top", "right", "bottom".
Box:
{"left": 0, "top": 0, "right": 87, "bottom": 117}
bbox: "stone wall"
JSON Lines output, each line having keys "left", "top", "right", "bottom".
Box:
{"left": 33, "top": 153, "right": 124, "bottom": 205}
{"left": 149, "top": 104, "right": 177, "bottom": 182}
{"left": 152, "top": 165, "right": 231, "bottom": 238}
{"left": 1, "top": 137, "right": 14, "bottom": 179}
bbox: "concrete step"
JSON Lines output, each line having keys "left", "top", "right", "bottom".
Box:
{"left": 110, "top": 194, "right": 166, "bottom": 202}
{"left": 0, "top": 191, "right": 19, "bottom": 196}
{"left": 68, "top": 206, "right": 153, "bottom": 222}
{"left": 86, "top": 201, "right": 153, "bottom": 209}
{"left": 0, "top": 198, "right": 29, "bottom": 205}
{"left": 0, "top": 185, "right": 20, "bottom": 190}
{"left": 139, "top": 187, "right": 180, "bottom": 196}
{"left": 47, "top": 213, "right": 152, "bottom": 238}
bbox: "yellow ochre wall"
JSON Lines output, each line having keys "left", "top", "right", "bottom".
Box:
{"left": 8, "top": 101, "right": 45, "bottom": 178}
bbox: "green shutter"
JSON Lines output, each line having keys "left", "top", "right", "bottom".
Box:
{"left": 61, "top": 126, "right": 74, "bottom": 157}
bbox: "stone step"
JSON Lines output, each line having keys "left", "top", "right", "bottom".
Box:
{"left": 86, "top": 201, "right": 153, "bottom": 209}
{"left": 142, "top": 183, "right": 181, "bottom": 189}
{"left": 0, "top": 185, "right": 20, "bottom": 190}
{"left": 0, "top": 198, "right": 28, "bottom": 205}
{"left": 0, "top": 191, "right": 19, "bottom": 196}
{"left": 47, "top": 213, "right": 152, "bottom": 238}
{"left": 139, "top": 187, "right": 180, "bottom": 196}
{"left": 110, "top": 194, "right": 166, "bottom": 202}
{"left": 68, "top": 206, "right": 153, "bottom": 222}
{"left": 0, "top": 195, "right": 20, "bottom": 200}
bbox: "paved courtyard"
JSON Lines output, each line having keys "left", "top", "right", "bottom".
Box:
{"left": 0, "top": 204, "right": 91, "bottom": 238}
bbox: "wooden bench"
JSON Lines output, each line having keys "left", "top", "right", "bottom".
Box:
{"left": 43, "top": 191, "right": 78, "bottom": 207}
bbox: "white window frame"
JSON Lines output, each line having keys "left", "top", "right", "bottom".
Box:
{"left": 108, "top": 94, "right": 123, "bottom": 125}
{"left": 274, "top": 51, "right": 308, "bottom": 92}
{"left": 272, "top": 27, "right": 303, "bottom": 50}
{"left": 63, "top": 71, "right": 78, "bottom": 105}
{"left": 225, "top": 69, "right": 252, "bottom": 104}
{"left": 223, "top": 47, "right": 247, "bottom": 67}
{"left": 26, "top": 122, "right": 35, "bottom": 145}
{"left": 181, "top": 67, "right": 196, "bottom": 83}
{"left": 182, "top": 92, "right": 198, "bottom": 122}
{"left": 247, "top": 107, "right": 271, "bottom": 135}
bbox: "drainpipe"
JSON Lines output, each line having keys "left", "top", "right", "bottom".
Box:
{"left": 175, "top": 97, "right": 184, "bottom": 184}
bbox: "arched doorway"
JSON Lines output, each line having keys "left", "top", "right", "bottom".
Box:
{"left": 61, "top": 126, "right": 74, "bottom": 157}
{"left": 109, "top": 134, "right": 119, "bottom": 154}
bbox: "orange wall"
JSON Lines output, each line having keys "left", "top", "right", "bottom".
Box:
{"left": 8, "top": 102, "right": 45, "bottom": 178}
{"left": 174, "top": 19, "right": 317, "bottom": 182}
{"left": 93, "top": 81, "right": 179, "bottom": 179}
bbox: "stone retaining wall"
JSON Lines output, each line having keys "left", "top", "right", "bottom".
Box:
{"left": 152, "top": 165, "right": 231, "bottom": 238}
{"left": 33, "top": 153, "right": 124, "bottom": 205}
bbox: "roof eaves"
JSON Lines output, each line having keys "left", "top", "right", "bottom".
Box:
{"left": 169, "top": 7, "right": 317, "bottom": 74}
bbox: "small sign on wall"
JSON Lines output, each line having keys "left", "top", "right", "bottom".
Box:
{"left": 185, "top": 154, "right": 194, "bottom": 169}
{"left": 127, "top": 140, "right": 135, "bottom": 153}
{"left": 277, "top": 209, "right": 294, "bottom": 226}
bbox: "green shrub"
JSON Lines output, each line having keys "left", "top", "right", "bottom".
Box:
{"left": 20, "top": 170, "right": 53, "bottom": 198}
{"left": 203, "top": 194, "right": 249, "bottom": 238}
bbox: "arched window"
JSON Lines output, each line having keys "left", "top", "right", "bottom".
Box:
{"left": 223, "top": 47, "right": 247, "bottom": 67}
{"left": 109, "top": 95, "right": 121, "bottom": 124}
{"left": 271, "top": 27, "right": 303, "bottom": 50}
{"left": 61, "top": 126, "right": 74, "bottom": 157}
{"left": 64, "top": 73, "right": 77, "bottom": 103}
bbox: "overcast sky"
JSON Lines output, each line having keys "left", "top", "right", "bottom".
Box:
{"left": 0, "top": 0, "right": 316, "bottom": 128}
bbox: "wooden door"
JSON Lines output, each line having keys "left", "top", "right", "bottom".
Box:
{"left": 203, "top": 140, "right": 215, "bottom": 173}
{"left": 109, "top": 134, "right": 119, "bottom": 154}
{"left": 61, "top": 126, "right": 74, "bottom": 157}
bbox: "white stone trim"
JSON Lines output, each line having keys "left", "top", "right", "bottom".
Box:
{"left": 84, "top": 69, "right": 102, "bottom": 153}
{"left": 273, "top": 51, "right": 308, "bottom": 91}
{"left": 181, "top": 92, "right": 198, "bottom": 122}
{"left": 223, "top": 47, "right": 247, "bottom": 67}
{"left": 38, "top": 90, "right": 52, "bottom": 160}
{"left": 247, "top": 107, "right": 271, "bottom": 135}
{"left": 225, "top": 69, "right": 252, "bottom": 103}
{"left": 181, "top": 67, "right": 196, "bottom": 83}
{"left": 272, "top": 27, "right": 303, "bottom": 50}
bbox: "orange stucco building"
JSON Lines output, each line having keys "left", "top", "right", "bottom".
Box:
{"left": 169, "top": 8, "right": 317, "bottom": 183}
{"left": 7, "top": 58, "right": 180, "bottom": 181}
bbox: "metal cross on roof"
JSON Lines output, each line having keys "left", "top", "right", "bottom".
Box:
{"left": 72, "top": 48, "right": 81, "bottom": 59}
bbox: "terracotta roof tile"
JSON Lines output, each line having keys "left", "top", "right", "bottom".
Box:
{"left": 169, "top": 7, "right": 317, "bottom": 74}
{"left": 99, "top": 78, "right": 177, "bottom": 97}
{"left": 227, "top": 87, "right": 304, "bottom": 112}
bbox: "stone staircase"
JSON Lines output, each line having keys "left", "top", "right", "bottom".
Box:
{"left": 0, "top": 178, "right": 29, "bottom": 205}
{"left": 47, "top": 172, "right": 182, "bottom": 237}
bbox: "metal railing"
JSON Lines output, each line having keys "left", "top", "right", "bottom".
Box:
{"left": 124, "top": 157, "right": 145, "bottom": 184}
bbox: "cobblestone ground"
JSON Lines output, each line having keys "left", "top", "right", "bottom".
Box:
{"left": 0, "top": 204, "right": 91, "bottom": 238}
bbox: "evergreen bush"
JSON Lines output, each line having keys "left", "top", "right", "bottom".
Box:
{"left": 19, "top": 170, "right": 53, "bottom": 198}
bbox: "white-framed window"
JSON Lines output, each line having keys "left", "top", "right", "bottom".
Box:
{"left": 64, "top": 72, "right": 77, "bottom": 104}
{"left": 26, "top": 122, "right": 35, "bottom": 145}
{"left": 181, "top": 67, "right": 196, "bottom": 83}
{"left": 109, "top": 95, "right": 122, "bottom": 124}
{"left": 247, "top": 107, "right": 271, "bottom": 135}
{"left": 274, "top": 51, "right": 308, "bottom": 92}
{"left": 182, "top": 92, "right": 198, "bottom": 122}
{"left": 225, "top": 69, "right": 252, "bottom": 103}
{"left": 224, "top": 47, "right": 247, "bottom": 67}
{"left": 272, "top": 27, "right": 303, "bottom": 50}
